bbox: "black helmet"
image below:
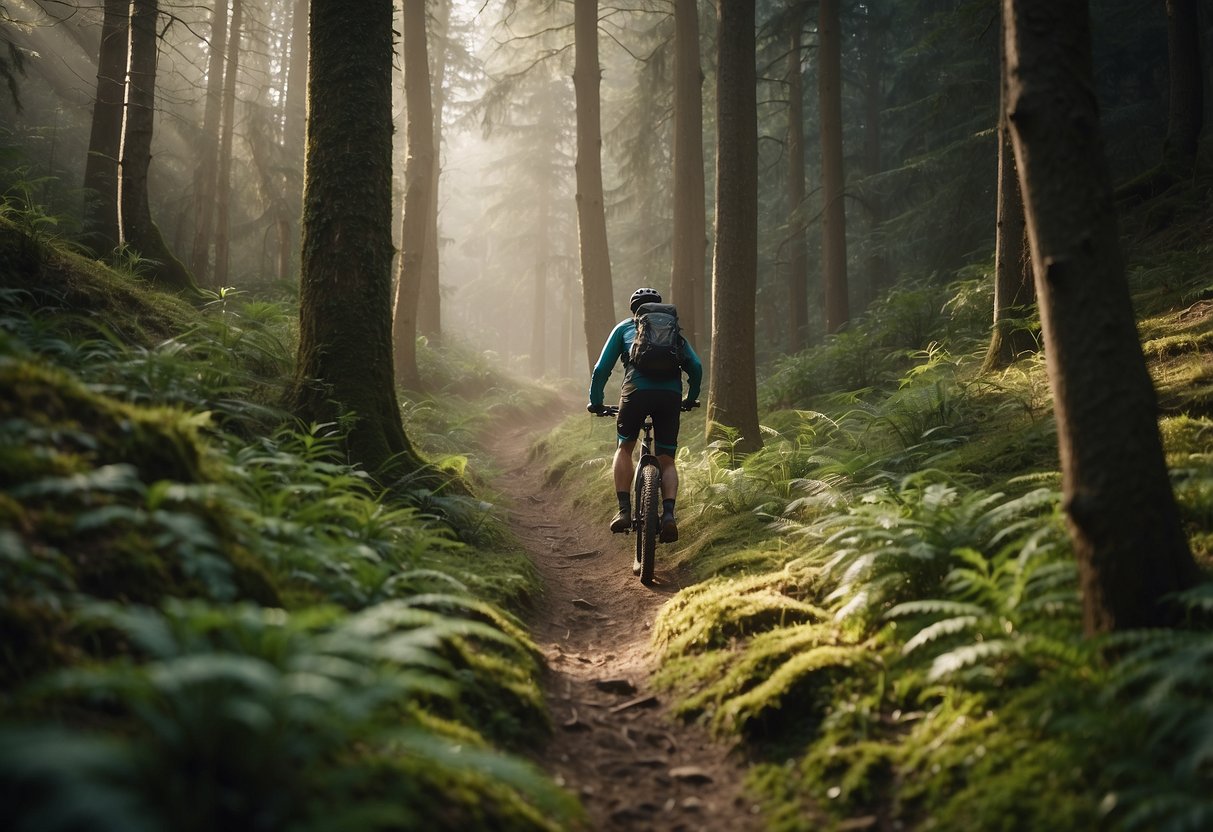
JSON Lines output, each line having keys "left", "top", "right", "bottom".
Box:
{"left": 630, "top": 287, "right": 662, "bottom": 313}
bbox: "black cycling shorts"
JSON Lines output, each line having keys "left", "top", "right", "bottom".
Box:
{"left": 616, "top": 389, "right": 681, "bottom": 455}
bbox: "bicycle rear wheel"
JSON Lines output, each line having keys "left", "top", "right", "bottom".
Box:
{"left": 637, "top": 462, "right": 660, "bottom": 584}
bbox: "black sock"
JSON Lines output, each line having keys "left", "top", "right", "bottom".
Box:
{"left": 663, "top": 499, "right": 675, "bottom": 518}
{"left": 617, "top": 491, "right": 631, "bottom": 511}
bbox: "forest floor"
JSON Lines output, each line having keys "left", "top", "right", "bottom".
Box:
{"left": 490, "top": 418, "right": 762, "bottom": 832}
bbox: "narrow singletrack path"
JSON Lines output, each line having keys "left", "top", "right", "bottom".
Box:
{"left": 490, "top": 420, "right": 761, "bottom": 832}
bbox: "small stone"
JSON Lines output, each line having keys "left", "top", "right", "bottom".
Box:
{"left": 681, "top": 797, "right": 703, "bottom": 811}
{"left": 571, "top": 598, "right": 597, "bottom": 610}
{"left": 668, "top": 766, "right": 714, "bottom": 785}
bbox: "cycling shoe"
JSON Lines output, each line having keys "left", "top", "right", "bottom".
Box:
{"left": 610, "top": 509, "right": 631, "bottom": 533}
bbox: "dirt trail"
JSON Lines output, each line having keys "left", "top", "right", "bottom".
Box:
{"left": 490, "top": 421, "right": 761, "bottom": 832}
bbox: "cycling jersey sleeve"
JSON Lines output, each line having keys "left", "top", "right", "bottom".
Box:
{"left": 588, "top": 321, "right": 628, "bottom": 408}
{"left": 682, "top": 339, "right": 704, "bottom": 402}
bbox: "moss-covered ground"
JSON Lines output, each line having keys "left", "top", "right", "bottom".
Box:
{"left": 0, "top": 216, "right": 581, "bottom": 831}
{"left": 542, "top": 177, "right": 1213, "bottom": 831}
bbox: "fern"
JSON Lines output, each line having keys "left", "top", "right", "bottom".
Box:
{"left": 4, "top": 600, "right": 575, "bottom": 831}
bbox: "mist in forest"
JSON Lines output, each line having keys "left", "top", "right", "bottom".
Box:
{"left": 0, "top": 0, "right": 1172, "bottom": 380}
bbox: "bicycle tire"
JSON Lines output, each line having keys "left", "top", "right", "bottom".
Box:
{"left": 638, "top": 462, "right": 660, "bottom": 584}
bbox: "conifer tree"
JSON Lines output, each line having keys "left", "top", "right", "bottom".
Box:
{"left": 294, "top": 0, "right": 425, "bottom": 476}
{"left": 707, "top": 0, "right": 762, "bottom": 453}
{"left": 1003, "top": 0, "right": 1198, "bottom": 632}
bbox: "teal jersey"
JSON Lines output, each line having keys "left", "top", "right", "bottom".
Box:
{"left": 588, "top": 318, "right": 703, "bottom": 407}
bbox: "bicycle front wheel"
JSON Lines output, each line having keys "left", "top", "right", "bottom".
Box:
{"left": 637, "top": 462, "right": 660, "bottom": 584}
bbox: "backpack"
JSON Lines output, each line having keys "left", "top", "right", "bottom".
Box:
{"left": 628, "top": 303, "right": 685, "bottom": 379}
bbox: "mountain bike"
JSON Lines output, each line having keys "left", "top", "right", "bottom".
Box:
{"left": 595, "top": 401, "right": 698, "bottom": 585}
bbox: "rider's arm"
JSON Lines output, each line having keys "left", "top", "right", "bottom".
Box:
{"left": 682, "top": 339, "right": 704, "bottom": 402}
{"left": 588, "top": 322, "right": 627, "bottom": 408}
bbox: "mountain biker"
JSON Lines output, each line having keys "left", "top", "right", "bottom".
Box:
{"left": 586, "top": 287, "right": 703, "bottom": 543}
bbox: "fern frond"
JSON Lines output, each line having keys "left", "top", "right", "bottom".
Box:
{"left": 902, "top": 615, "right": 982, "bottom": 655}
{"left": 928, "top": 639, "right": 1016, "bottom": 680}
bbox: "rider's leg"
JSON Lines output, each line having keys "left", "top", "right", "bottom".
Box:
{"left": 612, "top": 392, "right": 643, "bottom": 533}
{"left": 614, "top": 440, "right": 637, "bottom": 493}
{"left": 657, "top": 453, "right": 679, "bottom": 542}
{"left": 610, "top": 439, "right": 637, "bottom": 532}
{"left": 657, "top": 454, "right": 678, "bottom": 501}
{"left": 650, "top": 391, "right": 683, "bottom": 543}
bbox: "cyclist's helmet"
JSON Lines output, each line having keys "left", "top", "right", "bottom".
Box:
{"left": 630, "top": 287, "right": 662, "bottom": 314}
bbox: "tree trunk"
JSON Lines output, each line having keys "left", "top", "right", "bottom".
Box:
{"left": 81, "top": 0, "right": 127, "bottom": 254}
{"left": 530, "top": 105, "right": 556, "bottom": 378}
{"left": 392, "top": 0, "right": 435, "bottom": 391}
{"left": 1003, "top": 0, "right": 1198, "bottom": 633}
{"left": 819, "top": 0, "right": 849, "bottom": 333}
{"left": 983, "top": 19, "right": 1035, "bottom": 373}
{"left": 280, "top": 0, "right": 308, "bottom": 284}
{"left": 118, "top": 0, "right": 193, "bottom": 291}
{"left": 293, "top": 0, "right": 424, "bottom": 477}
{"left": 707, "top": 0, "right": 762, "bottom": 455}
{"left": 419, "top": 0, "right": 452, "bottom": 341}
{"left": 530, "top": 188, "right": 551, "bottom": 377}
{"left": 786, "top": 8, "right": 808, "bottom": 352}
{"left": 189, "top": 0, "right": 228, "bottom": 284}
{"left": 670, "top": 0, "right": 705, "bottom": 348}
{"left": 213, "top": 0, "right": 243, "bottom": 289}
{"left": 1163, "top": 0, "right": 1203, "bottom": 168}
{"left": 561, "top": 267, "right": 574, "bottom": 378}
{"left": 861, "top": 3, "right": 890, "bottom": 298}
{"left": 574, "top": 0, "right": 617, "bottom": 371}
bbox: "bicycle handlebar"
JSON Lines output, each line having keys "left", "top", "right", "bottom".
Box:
{"left": 588, "top": 401, "right": 699, "bottom": 417}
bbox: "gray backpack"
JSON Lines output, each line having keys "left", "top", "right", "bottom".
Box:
{"left": 628, "top": 303, "right": 685, "bottom": 380}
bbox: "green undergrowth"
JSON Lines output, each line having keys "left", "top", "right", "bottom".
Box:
{"left": 0, "top": 219, "right": 580, "bottom": 831}
{"left": 542, "top": 209, "right": 1213, "bottom": 829}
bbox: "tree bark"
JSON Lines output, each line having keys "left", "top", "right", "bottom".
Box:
{"left": 189, "top": 0, "right": 228, "bottom": 284}
{"left": 1163, "top": 0, "right": 1203, "bottom": 168}
{"left": 1003, "top": 0, "right": 1198, "bottom": 633}
{"left": 212, "top": 0, "right": 243, "bottom": 289}
{"left": 707, "top": 0, "right": 762, "bottom": 454}
{"left": 860, "top": 3, "right": 891, "bottom": 298}
{"left": 574, "top": 0, "right": 617, "bottom": 371}
{"left": 280, "top": 0, "right": 308, "bottom": 284}
{"left": 294, "top": 0, "right": 424, "bottom": 476}
{"left": 392, "top": 0, "right": 435, "bottom": 391}
{"left": 118, "top": 0, "right": 193, "bottom": 291}
{"left": 82, "top": 0, "right": 127, "bottom": 254}
{"left": 419, "top": 0, "right": 452, "bottom": 341}
{"left": 530, "top": 183, "right": 551, "bottom": 377}
{"left": 786, "top": 8, "right": 808, "bottom": 353}
{"left": 819, "top": 0, "right": 848, "bottom": 334}
{"left": 670, "top": 0, "right": 706, "bottom": 348}
{"left": 530, "top": 83, "right": 558, "bottom": 378}
{"left": 561, "top": 266, "right": 574, "bottom": 378}
{"left": 983, "top": 19, "right": 1035, "bottom": 373}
